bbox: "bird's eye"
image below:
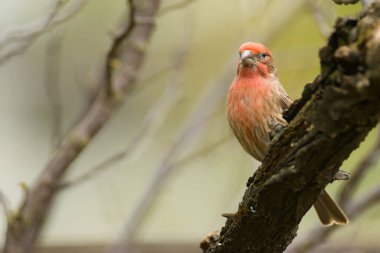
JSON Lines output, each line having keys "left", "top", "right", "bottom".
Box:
{"left": 258, "top": 52, "right": 269, "bottom": 61}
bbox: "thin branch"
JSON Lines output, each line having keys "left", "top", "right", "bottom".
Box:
{"left": 338, "top": 125, "right": 380, "bottom": 209}
{"left": 133, "top": 65, "right": 175, "bottom": 95}
{"left": 108, "top": 12, "right": 195, "bottom": 253}
{"left": 288, "top": 185, "right": 380, "bottom": 253}
{"left": 159, "top": 0, "right": 198, "bottom": 16}
{"left": 171, "top": 135, "right": 232, "bottom": 169}
{"left": 361, "top": 0, "right": 375, "bottom": 7}
{"left": 58, "top": 68, "right": 183, "bottom": 190}
{"left": 60, "top": 131, "right": 229, "bottom": 191}
{"left": 348, "top": 185, "right": 380, "bottom": 215}
{"left": 45, "top": 33, "right": 65, "bottom": 148}
{"left": 308, "top": 1, "right": 334, "bottom": 38}
{"left": 243, "top": 0, "right": 309, "bottom": 42}
{"left": 0, "top": 190, "right": 10, "bottom": 218}
{"left": 58, "top": 6, "right": 195, "bottom": 191}
{"left": 109, "top": 80, "right": 225, "bottom": 253}
{"left": 2, "top": 1, "right": 161, "bottom": 253}
{"left": 0, "top": 0, "right": 62, "bottom": 46}
{"left": 0, "top": 0, "right": 89, "bottom": 65}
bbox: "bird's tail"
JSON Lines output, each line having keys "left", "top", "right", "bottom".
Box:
{"left": 313, "top": 190, "right": 349, "bottom": 226}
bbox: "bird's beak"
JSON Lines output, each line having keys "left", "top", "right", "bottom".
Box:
{"left": 240, "top": 50, "right": 256, "bottom": 67}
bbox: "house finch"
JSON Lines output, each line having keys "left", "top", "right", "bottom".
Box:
{"left": 226, "top": 42, "right": 349, "bottom": 226}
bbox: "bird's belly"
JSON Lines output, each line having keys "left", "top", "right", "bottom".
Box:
{"left": 227, "top": 98, "right": 270, "bottom": 161}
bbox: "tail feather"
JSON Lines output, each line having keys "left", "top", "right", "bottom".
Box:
{"left": 313, "top": 190, "right": 349, "bottom": 226}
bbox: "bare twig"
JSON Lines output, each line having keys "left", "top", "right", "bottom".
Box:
{"left": 109, "top": 76, "right": 227, "bottom": 253}
{"left": 108, "top": 12, "right": 194, "bottom": 253}
{"left": 286, "top": 223, "right": 338, "bottom": 253}
{"left": 0, "top": 190, "right": 10, "bottom": 217}
{"left": 159, "top": 0, "right": 198, "bottom": 16}
{"left": 60, "top": 132, "right": 229, "bottom": 191}
{"left": 244, "top": 0, "right": 310, "bottom": 42}
{"left": 2, "top": 1, "right": 161, "bottom": 253}
{"left": 361, "top": 0, "right": 375, "bottom": 7}
{"left": 0, "top": 0, "right": 89, "bottom": 65}
{"left": 58, "top": 5, "right": 195, "bottom": 191}
{"left": 171, "top": 135, "right": 232, "bottom": 168}
{"left": 308, "top": 1, "right": 334, "bottom": 38}
{"left": 348, "top": 185, "right": 380, "bottom": 215}
{"left": 288, "top": 185, "right": 380, "bottom": 253}
{"left": 58, "top": 68, "right": 183, "bottom": 190}
{"left": 338, "top": 125, "right": 380, "bottom": 209}
{"left": 133, "top": 65, "right": 175, "bottom": 95}
{"left": 45, "top": 33, "right": 65, "bottom": 148}
{"left": 114, "top": 134, "right": 229, "bottom": 251}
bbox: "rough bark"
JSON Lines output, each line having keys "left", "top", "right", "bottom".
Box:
{"left": 202, "top": 2, "right": 380, "bottom": 253}
{"left": 2, "top": 1, "right": 161, "bottom": 253}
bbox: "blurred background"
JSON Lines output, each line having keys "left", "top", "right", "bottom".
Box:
{"left": 0, "top": 0, "right": 378, "bottom": 252}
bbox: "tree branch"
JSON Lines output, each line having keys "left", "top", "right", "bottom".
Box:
{"left": 58, "top": 47, "right": 184, "bottom": 190}
{"left": 287, "top": 126, "right": 380, "bottom": 253}
{"left": 0, "top": 190, "right": 10, "bottom": 218}
{"left": 159, "top": 0, "right": 198, "bottom": 16}
{"left": 45, "top": 33, "right": 65, "bottom": 148}
{"left": 338, "top": 125, "right": 380, "bottom": 208}
{"left": 348, "top": 185, "right": 380, "bottom": 216}
{"left": 57, "top": 3, "right": 193, "bottom": 191}
{"left": 202, "top": 1, "right": 380, "bottom": 253}
{"left": 0, "top": 0, "right": 89, "bottom": 65}
{"left": 2, "top": 1, "right": 161, "bottom": 253}
{"left": 308, "top": 1, "right": 334, "bottom": 38}
{"left": 362, "top": 0, "right": 377, "bottom": 7}
{"left": 288, "top": 184, "right": 380, "bottom": 253}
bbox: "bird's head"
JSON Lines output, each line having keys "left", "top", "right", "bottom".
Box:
{"left": 237, "top": 42, "right": 275, "bottom": 77}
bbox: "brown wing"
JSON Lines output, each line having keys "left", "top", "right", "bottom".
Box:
{"left": 271, "top": 79, "right": 293, "bottom": 111}
{"left": 280, "top": 93, "right": 292, "bottom": 111}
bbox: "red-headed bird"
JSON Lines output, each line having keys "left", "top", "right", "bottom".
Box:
{"left": 226, "top": 42, "right": 349, "bottom": 226}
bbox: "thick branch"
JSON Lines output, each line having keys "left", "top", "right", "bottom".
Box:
{"left": 203, "top": 2, "right": 380, "bottom": 253}
{"left": 2, "top": 1, "right": 161, "bottom": 253}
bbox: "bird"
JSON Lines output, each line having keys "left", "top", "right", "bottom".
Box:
{"left": 226, "top": 42, "right": 349, "bottom": 226}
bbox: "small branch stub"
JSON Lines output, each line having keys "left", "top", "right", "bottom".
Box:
{"left": 333, "top": 170, "right": 351, "bottom": 181}
{"left": 200, "top": 230, "right": 220, "bottom": 252}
